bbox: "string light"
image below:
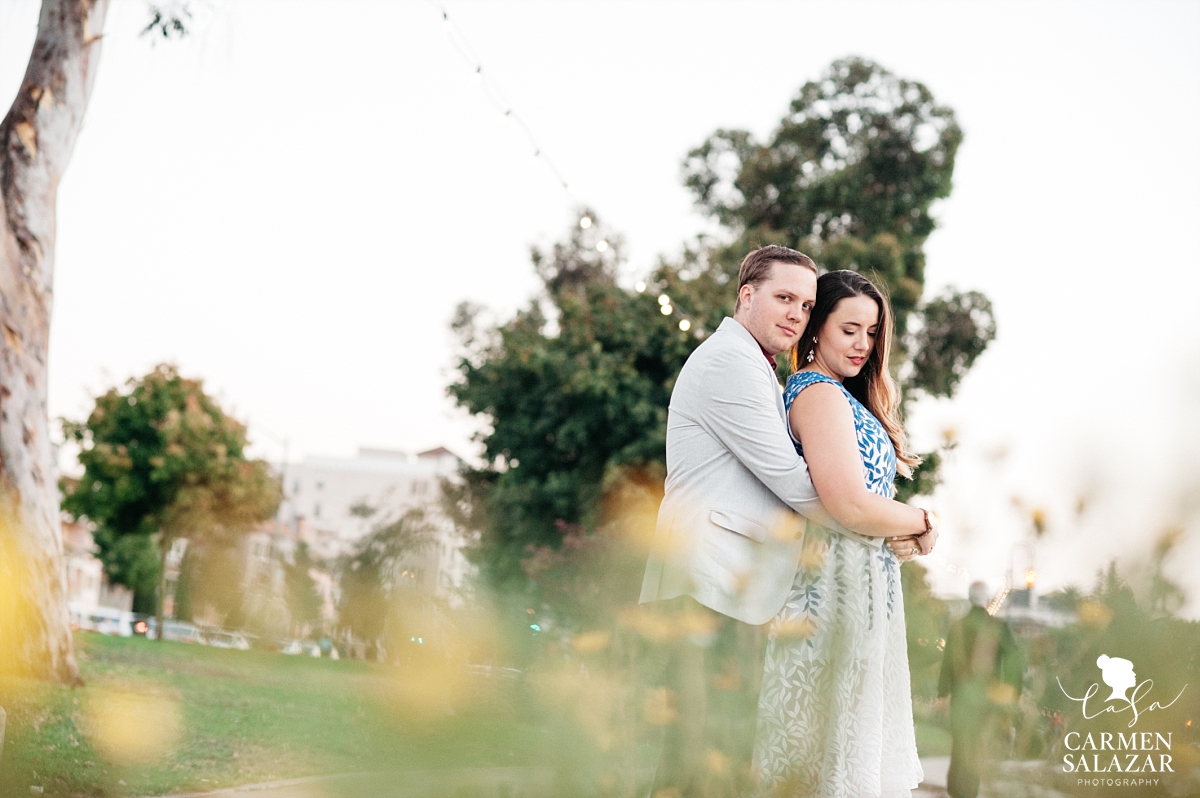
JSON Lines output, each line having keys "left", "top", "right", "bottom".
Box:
{"left": 430, "top": 1, "right": 574, "bottom": 198}
{"left": 431, "top": 4, "right": 705, "bottom": 339}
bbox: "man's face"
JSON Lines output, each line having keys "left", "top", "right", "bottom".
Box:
{"left": 735, "top": 262, "right": 817, "bottom": 356}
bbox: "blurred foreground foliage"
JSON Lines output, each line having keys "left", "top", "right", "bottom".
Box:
{"left": 937, "top": 555, "right": 1200, "bottom": 797}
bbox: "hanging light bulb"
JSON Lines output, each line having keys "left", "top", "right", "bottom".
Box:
{"left": 579, "top": 216, "right": 592, "bottom": 229}
{"left": 657, "top": 294, "right": 670, "bottom": 306}
{"left": 679, "top": 319, "right": 692, "bottom": 332}
{"left": 442, "top": 13, "right": 453, "bottom": 31}
{"left": 473, "top": 66, "right": 483, "bottom": 83}
{"left": 635, "top": 281, "right": 647, "bottom": 293}
{"left": 595, "top": 240, "right": 608, "bottom": 252}
{"left": 661, "top": 304, "right": 673, "bottom": 316}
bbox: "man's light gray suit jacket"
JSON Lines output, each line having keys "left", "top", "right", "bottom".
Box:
{"left": 640, "top": 317, "right": 833, "bottom": 626}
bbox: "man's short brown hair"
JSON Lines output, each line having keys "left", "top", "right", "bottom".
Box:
{"left": 735, "top": 245, "right": 817, "bottom": 311}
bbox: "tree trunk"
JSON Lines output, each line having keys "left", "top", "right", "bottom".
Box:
{"left": 0, "top": 0, "right": 110, "bottom": 683}
{"left": 155, "top": 533, "right": 169, "bottom": 641}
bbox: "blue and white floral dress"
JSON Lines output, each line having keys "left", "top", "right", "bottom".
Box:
{"left": 752, "top": 370, "right": 923, "bottom": 798}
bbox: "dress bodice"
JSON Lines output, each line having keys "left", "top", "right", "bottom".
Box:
{"left": 783, "top": 370, "right": 897, "bottom": 499}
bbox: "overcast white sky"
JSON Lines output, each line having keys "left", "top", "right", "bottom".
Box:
{"left": 2, "top": 0, "right": 1198, "bottom": 609}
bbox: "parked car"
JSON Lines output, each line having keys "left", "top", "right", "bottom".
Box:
{"left": 144, "top": 619, "right": 203, "bottom": 644}
{"left": 280, "top": 639, "right": 322, "bottom": 657}
{"left": 203, "top": 630, "right": 252, "bottom": 650}
{"left": 68, "top": 603, "right": 134, "bottom": 637}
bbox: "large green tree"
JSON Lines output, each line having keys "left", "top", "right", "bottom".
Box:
{"left": 60, "top": 363, "right": 279, "bottom": 639}
{"left": 450, "top": 57, "right": 996, "bottom": 611}
{"left": 449, "top": 215, "right": 694, "bottom": 591}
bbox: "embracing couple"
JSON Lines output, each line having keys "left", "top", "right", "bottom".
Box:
{"left": 640, "top": 245, "right": 939, "bottom": 798}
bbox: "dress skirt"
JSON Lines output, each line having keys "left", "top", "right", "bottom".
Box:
{"left": 751, "top": 526, "right": 924, "bottom": 798}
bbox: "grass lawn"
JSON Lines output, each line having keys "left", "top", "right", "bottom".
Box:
{"left": 914, "top": 718, "right": 952, "bottom": 758}
{"left": 1, "top": 632, "right": 954, "bottom": 798}
{"left": 0, "top": 633, "right": 550, "bottom": 798}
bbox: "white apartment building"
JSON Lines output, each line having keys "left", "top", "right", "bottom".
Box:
{"left": 63, "top": 520, "right": 135, "bottom": 622}
{"left": 277, "top": 447, "right": 471, "bottom": 600}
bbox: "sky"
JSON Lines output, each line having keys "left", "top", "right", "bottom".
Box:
{"left": 2, "top": 0, "right": 1198, "bottom": 609}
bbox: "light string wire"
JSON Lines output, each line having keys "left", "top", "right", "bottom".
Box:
{"left": 429, "top": 2, "right": 701, "bottom": 336}
{"left": 429, "top": 0, "right": 573, "bottom": 197}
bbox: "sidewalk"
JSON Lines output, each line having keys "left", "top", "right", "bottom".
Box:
{"left": 915, "top": 756, "right": 951, "bottom": 797}
{"left": 157, "top": 767, "right": 558, "bottom": 798}
{"left": 156, "top": 759, "right": 955, "bottom": 798}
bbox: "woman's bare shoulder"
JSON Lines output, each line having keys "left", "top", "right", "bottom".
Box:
{"left": 789, "top": 379, "right": 849, "bottom": 410}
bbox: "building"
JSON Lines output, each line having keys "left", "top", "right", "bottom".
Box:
{"left": 62, "top": 519, "right": 134, "bottom": 619}
{"left": 276, "top": 447, "right": 471, "bottom": 601}
{"left": 943, "top": 587, "right": 1078, "bottom": 636}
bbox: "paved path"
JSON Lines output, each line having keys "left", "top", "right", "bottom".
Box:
{"left": 915, "top": 756, "right": 951, "bottom": 797}
{"left": 157, "top": 768, "right": 560, "bottom": 798}
{"left": 155, "top": 758, "right": 960, "bottom": 798}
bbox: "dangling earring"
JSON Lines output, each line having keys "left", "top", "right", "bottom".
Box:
{"left": 806, "top": 337, "right": 816, "bottom": 363}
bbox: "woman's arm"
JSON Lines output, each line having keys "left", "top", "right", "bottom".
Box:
{"left": 788, "top": 382, "right": 927, "bottom": 540}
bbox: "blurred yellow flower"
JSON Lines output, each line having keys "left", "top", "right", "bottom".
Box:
{"left": 84, "top": 689, "right": 181, "bottom": 765}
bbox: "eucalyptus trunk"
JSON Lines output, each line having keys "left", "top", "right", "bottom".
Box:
{"left": 0, "top": 0, "right": 110, "bottom": 683}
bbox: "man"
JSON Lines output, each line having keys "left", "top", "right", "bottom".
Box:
{"left": 938, "top": 581, "right": 1024, "bottom": 798}
{"left": 639, "top": 245, "right": 932, "bottom": 796}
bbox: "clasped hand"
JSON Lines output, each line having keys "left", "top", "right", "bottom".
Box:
{"left": 885, "top": 526, "right": 937, "bottom": 563}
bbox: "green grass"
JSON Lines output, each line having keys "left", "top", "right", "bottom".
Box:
{"left": 914, "top": 718, "right": 952, "bottom": 758}
{"left": 1, "top": 633, "right": 955, "bottom": 797}
{"left": 0, "top": 633, "right": 546, "bottom": 798}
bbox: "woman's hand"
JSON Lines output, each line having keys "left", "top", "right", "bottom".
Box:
{"left": 886, "top": 536, "right": 921, "bottom": 562}
{"left": 886, "top": 526, "right": 937, "bottom": 561}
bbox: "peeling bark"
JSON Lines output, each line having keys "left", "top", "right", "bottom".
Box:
{"left": 0, "top": 0, "right": 110, "bottom": 684}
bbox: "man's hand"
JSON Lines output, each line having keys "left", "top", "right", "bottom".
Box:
{"left": 916, "top": 526, "right": 938, "bottom": 555}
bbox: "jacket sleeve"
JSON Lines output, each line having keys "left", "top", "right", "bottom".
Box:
{"left": 694, "top": 342, "right": 840, "bottom": 526}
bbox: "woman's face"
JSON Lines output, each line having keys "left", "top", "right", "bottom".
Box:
{"left": 812, "top": 294, "right": 879, "bottom": 380}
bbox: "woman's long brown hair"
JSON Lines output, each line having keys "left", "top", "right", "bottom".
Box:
{"left": 790, "top": 270, "right": 921, "bottom": 478}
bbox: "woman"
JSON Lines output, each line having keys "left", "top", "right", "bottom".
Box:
{"left": 752, "top": 270, "right": 934, "bottom": 798}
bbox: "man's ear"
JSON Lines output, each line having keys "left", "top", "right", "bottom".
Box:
{"left": 734, "top": 284, "right": 752, "bottom": 315}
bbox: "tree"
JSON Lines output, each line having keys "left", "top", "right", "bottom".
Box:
{"left": 337, "top": 506, "right": 438, "bottom": 657}
{"left": 681, "top": 57, "right": 994, "bottom": 398}
{"left": 449, "top": 212, "right": 693, "bottom": 591}
{"left": 60, "top": 363, "right": 279, "bottom": 640}
{"left": 0, "top": 0, "right": 191, "bottom": 681}
{"left": 284, "top": 541, "right": 324, "bottom": 636}
{"left": 450, "top": 57, "right": 997, "bottom": 611}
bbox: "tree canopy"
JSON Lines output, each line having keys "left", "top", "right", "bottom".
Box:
{"left": 60, "top": 364, "right": 279, "bottom": 618}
